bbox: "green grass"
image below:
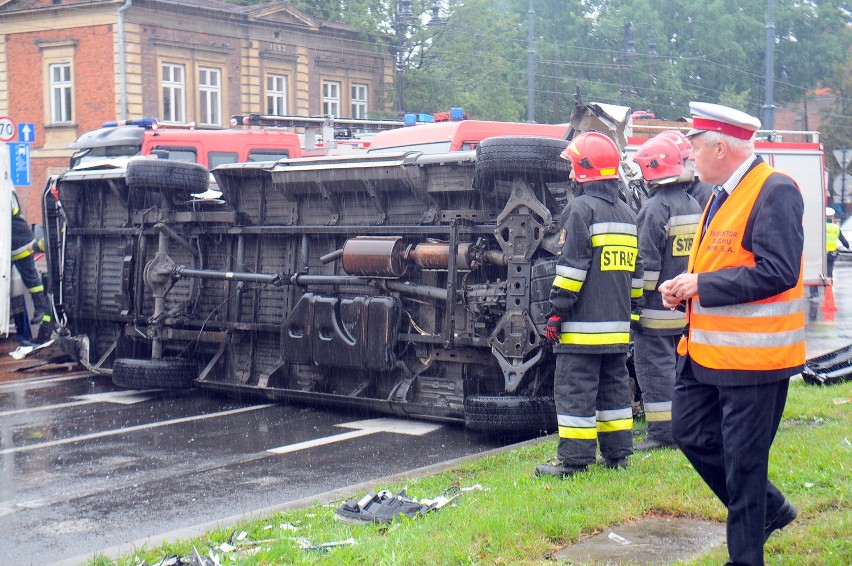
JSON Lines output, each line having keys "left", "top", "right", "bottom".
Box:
{"left": 89, "top": 379, "right": 851, "bottom": 565}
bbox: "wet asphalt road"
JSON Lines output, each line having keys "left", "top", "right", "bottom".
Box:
{"left": 0, "top": 372, "right": 509, "bottom": 565}
{"left": 2, "top": 263, "right": 851, "bottom": 566}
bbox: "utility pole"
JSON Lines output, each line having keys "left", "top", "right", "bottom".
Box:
{"left": 762, "top": 0, "right": 776, "bottom": 130}
{"left": 527, "top": 0, "right": 535, "bottom": 123}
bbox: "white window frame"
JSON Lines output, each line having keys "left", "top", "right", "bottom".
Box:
{"left": 162, "top": 63, "right": 186, "bottom": 123}
{"left": 198, "top": 67, "right": 222, "bottom": 126}
{"left": 351, "top": 83, "right": 368, "bottom": 119}
{"left": 49, "top": 63, "right": 73, "bottom": 124}
{"left": 322, "top": 80, "right": 341, "bottom": 117}
{"left": 266, "top": 74, "right": 288, "bottom": 116}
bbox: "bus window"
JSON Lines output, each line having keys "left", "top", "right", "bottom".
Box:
{"left": 208, "top": 152, "right": 239, "bottom": 168}
{"left": 247, "top": 149, "right": 291, "bottom": 162}
{"left": 150, "top": 146, "right": 197, "bottom": 164}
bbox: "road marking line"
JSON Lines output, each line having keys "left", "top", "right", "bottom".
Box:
{"left": 0, "top": 404, "right": 274, "bottom": 455}
{"left": 267, "top": 417, "right": 442, "bottom": 455}
{"left": 0, "top": 372, "right": 97, "bottom": 391}
{"left": 0, "top": 390, "right": 157, "bottom": 417}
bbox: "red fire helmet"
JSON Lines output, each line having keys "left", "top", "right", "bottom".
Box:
{"left": 632, "top": 135, "right": 685, "bottom": 183}
{"left": 560, "top": 131, "right": 620, "bottom": 183}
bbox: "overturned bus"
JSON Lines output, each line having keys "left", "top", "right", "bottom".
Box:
{"left": 40, "top": 103, "right": 647, "bottom": 433}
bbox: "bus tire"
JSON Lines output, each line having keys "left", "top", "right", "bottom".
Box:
{"left": 473, "top": 136, "right": 570, "bottom": 191}
{"left": 464, "top": 394, "right": 556, "bottom": 434}
{"left": 112, "top": 357, "right": 197, "bottom": 389}
{"left": 126, "top": 159, "right": 209, "bottom": 195}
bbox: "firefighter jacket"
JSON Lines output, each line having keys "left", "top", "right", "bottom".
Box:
{"left": 826, "top": 221, "right": 848, "bottom": 253}
{"left": 677, "top": 158, "right": 805, "bottom": 386}
{"left": 550, "top": 180, "right": 643, "bottom": 354}
{"left": 636, "top": 182, "right": 702, "bottom": 336}
{"left": 686, "top": 179, "right": 713, "bottom": 209}
{"left": 11, "top": 194, "right": 37, "bottom": 260}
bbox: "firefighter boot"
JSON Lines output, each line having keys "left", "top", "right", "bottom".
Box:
{"left": 535, "top": 459, "right": 588, "bottom": 479}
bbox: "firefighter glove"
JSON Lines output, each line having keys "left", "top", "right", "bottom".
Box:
{"left": 545, "top": 315, "right": 562, "bottom": 343}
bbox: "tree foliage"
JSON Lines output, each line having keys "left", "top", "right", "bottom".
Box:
{"left": 226, "top": 0, "right": 851, "bottom": 157}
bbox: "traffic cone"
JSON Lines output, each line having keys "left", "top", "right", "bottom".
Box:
{"left": 821, "top": 283, "right": 838, "bottom": 314}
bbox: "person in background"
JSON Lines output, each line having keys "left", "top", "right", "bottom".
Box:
{"left": 660, "top": 102, "right": 803, "bottom": 565}
{"left": 11, "top": 191, "right": 50, "bottom": 331}
{"left": 631, "top": 134, "right": 702, "bottom": 451}
{"left": 657, "top": 130, "right": 713, "bottom": 208}
{"left": 825, "top": 206, "right": 848, "bottom": 280}
{"left": 536, "top": 132, "right": 642, "bottom": 478}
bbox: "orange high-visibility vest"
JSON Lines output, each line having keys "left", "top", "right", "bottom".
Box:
{"left": 677, "top": 162, "right": 805, "bottom": 371}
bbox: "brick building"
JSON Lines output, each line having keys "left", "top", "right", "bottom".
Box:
{"left": 0, "top": 0, "right": 394, "bottom": 221}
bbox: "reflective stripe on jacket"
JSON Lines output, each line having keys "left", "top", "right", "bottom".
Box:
{"left": 677, "top": 162, "right": 805, "bottom": 372}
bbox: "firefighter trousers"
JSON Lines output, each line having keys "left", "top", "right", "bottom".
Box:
{"left": 12, "top": 251, "right": 47, "bottom": 322}
{"left": 554, "top": 352, "right": 633, "bottom": 466}
{"left": 633, "top": 333, "right": 678, "bottom": 444}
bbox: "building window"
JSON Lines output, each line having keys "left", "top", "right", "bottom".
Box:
{"left": 49, "top": 63, "right": 73, "bottom": 123}
{"left": 198, "top": 67, "right": 221, "bottom": 126}
{"left": 266, "top": 74, "right": 288, "bottom": 115}
{"left": 322, "top": 80, "right": 340, "bottom": 117}
{"left": 162, "top": 63, "right": 186, "bottom": 123}
{"left": 351, "top": 84, "right": 368, "bottom": 119}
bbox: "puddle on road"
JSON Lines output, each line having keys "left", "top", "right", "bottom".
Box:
{"left": 554, "top": 516, "right": 725, "bottom": 565}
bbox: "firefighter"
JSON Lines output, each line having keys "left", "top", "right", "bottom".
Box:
{"left": 536, "top": 131, "right": 643, "bottom": 478}
{"left": 656, "top": 130, "right": 713, "bottom": 208}
{"left": 11, "top": 192, "right": 50, "bottom": 332}
{"left": 631, "top": 135, "right": 702, "bottom": 451}
{"left": 825, "top": 207, "right": 848, "bottom": 280}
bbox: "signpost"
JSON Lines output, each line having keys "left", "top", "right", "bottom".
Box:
{"left": 17, "top": 123, "right": 35, "bottom": 143}
{"left": 0, "top": 117, "right": 15, "bottom": 142}
{"left": 7, "top": 142, "right": 31, "bottom": 186}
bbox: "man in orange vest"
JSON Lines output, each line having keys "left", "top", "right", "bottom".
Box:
{"left": 659, "top": 102, "right": 804, "bottom": 566}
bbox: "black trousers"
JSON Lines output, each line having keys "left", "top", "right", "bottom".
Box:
{"left": 672, "top": 358, "right": 789, "bottom": 566}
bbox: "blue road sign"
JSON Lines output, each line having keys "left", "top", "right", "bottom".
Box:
{"left": 18, "top": 123, "right": 35, "bottom": 143}
{"left": 8, "top": 142, "right": 31, "bottom": 186}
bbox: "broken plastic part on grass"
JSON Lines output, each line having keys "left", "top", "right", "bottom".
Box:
{"left": 802, "top": 344, "right": 852, "bottom": 385}
{"left": 296, "top": 536, "right": 356, "bottom": 552}
{"left": 334, "top": 486, "right": 464, "bottom": 524}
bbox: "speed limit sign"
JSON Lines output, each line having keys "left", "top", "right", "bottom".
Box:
{"left": 0, "top": 117, "right": 15, "bottom": 142}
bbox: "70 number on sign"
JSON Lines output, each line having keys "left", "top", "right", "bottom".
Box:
{"left": 0, "top": 117, "right": 16, "bottom": 142}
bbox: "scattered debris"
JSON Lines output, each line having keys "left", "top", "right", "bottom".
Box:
{"left": 296, "top": 536, "right": 356, "bottom": 552}
{"left": 802, "top": 345, "right": 852, "bottom": 385}
{"left": 607, "top": 532, "right": 631, "bottom": 545}
{"left": 334, "top": 486, "right": 462, "bottom": 524}
{"left": 9, "top": 339, "right": 55, "bottom": 360}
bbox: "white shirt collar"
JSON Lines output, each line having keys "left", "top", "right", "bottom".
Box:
{"left": 719, "top": 154, "right": 758, "bottom": 195}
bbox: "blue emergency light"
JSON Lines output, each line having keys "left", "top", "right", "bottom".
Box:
{"left": 102, "top": 117, "right": 159, "bottom": 129}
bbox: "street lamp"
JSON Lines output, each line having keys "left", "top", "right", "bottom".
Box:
{"left": 618, "top": 22, "right": 658, "bottom": 107}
